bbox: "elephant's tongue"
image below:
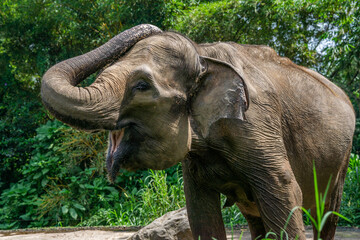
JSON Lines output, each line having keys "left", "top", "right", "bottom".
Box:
{"left": 107, "top": 129, "right": 125, "bottom": 182}
{"left": 110, "top": 129, "right": 125, "bottom": 156}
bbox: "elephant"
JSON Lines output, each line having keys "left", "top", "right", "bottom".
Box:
{"left": 41, "top": 24, "right": 355, "bottom": 240}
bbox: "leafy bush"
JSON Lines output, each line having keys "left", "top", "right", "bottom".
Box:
{"left": 0, "top": 120, "right": 186, "bottom": 229}
{"left": 0, "top": 81, "right": 45, "bottom": 191}
{"left": 221, "top": 196, "right": 247, "bottom": 228}
{"left": 81, "top": 167, "right": 186, "bottom": 227}
{"left": 0, "top": 121, "right": 118, "bottom": 229}
{"left": 352, "top": 119, "right": 360, "bottom": 155}
{"left": 0, "top": 120, "right": 63, "bottom": 229}
{"left": 339, "top": 153, "right": 360, "bottom": 225}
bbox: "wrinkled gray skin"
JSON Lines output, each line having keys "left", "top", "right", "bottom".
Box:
{"left": 42, "top": 24, "right": 355, "bottom": 240}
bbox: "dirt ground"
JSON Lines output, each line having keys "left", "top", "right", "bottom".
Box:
{"left": 0, "top": 226, "right": 359, "bottom": 240}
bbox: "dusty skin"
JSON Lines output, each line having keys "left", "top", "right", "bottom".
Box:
{"left": 1, "top": 227, "right": 360, "bottom": 240}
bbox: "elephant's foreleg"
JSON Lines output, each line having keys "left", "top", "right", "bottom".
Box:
{"left": 182, "top": 160, "right": 227, "bottom": 240}
{"left": 250, "top": 165, "right": 306, "bottom": 240}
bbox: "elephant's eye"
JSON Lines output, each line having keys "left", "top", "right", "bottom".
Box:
{"left": 133, "top": 80, "right": 151, "bottom": 93}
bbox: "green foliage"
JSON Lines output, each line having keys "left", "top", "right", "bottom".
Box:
{"left": 171, "top": 0, "right": 355, "bottom": 66}
{"left": 339, "top": 154, "right": 360, "bottom": 225}
{"left": 81, "top": 167, "right": 185, "bottom": 226}
{"left": 352, "top": 119, "right": 360, "bottom": 155}
{"left": 0, "top": 120, "right": 185, "bottom": 229}
{"left": 0, "top": 86, "right": 45, "bottom": 190}
{"left": 0, "top": 121, "right": 118, "bottom": 229}
{"left": 321, "top": 0, "right": 360, "bottom": 120}
{"left": 0, "top": 120, "right": 63, "bottom": 229}
{"left": 221, "top": 196, "right": 247, "bottom": 227}
{"left": 118, "top": 0, "right": 168, "bottom": 29}
{"left": 1, "top": 0, "right": 360, "bottom": 231}
{"left": 0, "top": 49, "right": 46, "bottom": 190}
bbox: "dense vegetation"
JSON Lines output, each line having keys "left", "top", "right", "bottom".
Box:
{"left": 0, "top": 0, "right": 359, "bottom": 229}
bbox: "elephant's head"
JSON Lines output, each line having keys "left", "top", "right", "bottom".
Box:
{"left": 41, "top": 24, "right": 249, "bottom": 182}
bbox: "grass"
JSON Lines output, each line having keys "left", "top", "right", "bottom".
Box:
{"left": 79, "top": 166, "right": 186, "bottom": 227}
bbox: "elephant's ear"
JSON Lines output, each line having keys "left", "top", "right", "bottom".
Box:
{"left": 190, "top": 56, "right": 249, "bottom": 138}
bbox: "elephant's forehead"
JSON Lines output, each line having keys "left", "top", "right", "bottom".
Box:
{"left": 99, "top": 33, "right": 199, "bottom": 92}
{"left": 131, "top": 39, "right": 182, "bottom": 62}
{"left": 130, "top": 33, "right": 197, "bottom": 65}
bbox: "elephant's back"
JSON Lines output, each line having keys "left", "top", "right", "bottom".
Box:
{"left": 227, "top": 43, "right": 355, "bottom": 157}
{"left": 206, "top": 42, "right": 356, "bottom": 208}
{"left": 237, "top": 44, "right": 356, "bottom": 208}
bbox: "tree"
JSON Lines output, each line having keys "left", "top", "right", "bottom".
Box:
{"left": 1, "top": 0, "right": 359, "bottom": 229}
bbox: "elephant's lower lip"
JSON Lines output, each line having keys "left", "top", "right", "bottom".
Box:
{"left": 106, "top": 138, "right": 135, "bottom": 182}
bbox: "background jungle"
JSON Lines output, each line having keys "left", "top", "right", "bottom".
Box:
{"left": 0, "top": 0, "right": 359, "bottom": 229}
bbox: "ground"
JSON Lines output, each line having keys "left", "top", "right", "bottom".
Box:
{"left": 1, "top": 226, "right": 360, "bottom": 240}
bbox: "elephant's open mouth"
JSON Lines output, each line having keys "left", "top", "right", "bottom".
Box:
{"left": 107, "top": 128, "right": 126, "bottom": 182}
{"left": 106, "top": 124, "right": 145, "bottom": 182}
{"left": 110, "top": 129, "right": 125, "bottom": 157}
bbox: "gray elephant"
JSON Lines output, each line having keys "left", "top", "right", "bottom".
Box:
{"left": 41, "top": 24, "right": 355, "bottom": 240}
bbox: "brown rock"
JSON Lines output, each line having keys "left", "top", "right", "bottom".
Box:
{"left": 128, "top": 208, "right": 192, "bottom": 240}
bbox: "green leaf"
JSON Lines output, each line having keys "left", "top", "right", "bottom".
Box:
{"left": 321, "top": 175, "right": 332, "bottom": 216}
{"left": 33, "top": 172, "right": 42, "bottom": 180}
{"left": 313, "top": 162, "right": 321, "bottom": 229}
{"left": 300, "top": 207, "right": 318, "bottom": 229}
{"left": 20, "top": 213, "right": 31, "bottom": 221}
{"left": 59, "top": 189, "right": 70, "bottom": 194}
{"left": 84, "top": 184, "right": 94, "bottom": 189}
{"left": 42, "top": 168, "right": 49, "bottom": 175}
{"left": 73, "top": 203, "right": 86, "bottom": 211}
{"left": 69, "top": 208, "right": 78, "bottom": 220}
{"left": 331, "top": 211, "right": 352, "bottom": 224}
{"left": 41, "top": 178, "right": 48, "bottom": 187}
{"left": 62, "top": 205, "right": 69, "bottom": 215}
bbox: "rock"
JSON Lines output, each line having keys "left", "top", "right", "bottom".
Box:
{"left": 128, "top": 207, "right": 193, "bottom": 240}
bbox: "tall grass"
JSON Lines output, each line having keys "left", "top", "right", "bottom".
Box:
{"left": 80, "top": 167, "right": 186, "bottom": 226}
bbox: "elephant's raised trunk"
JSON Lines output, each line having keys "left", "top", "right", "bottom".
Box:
{"left": 41, "top": 24, "right": 162, "bottom": 130}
